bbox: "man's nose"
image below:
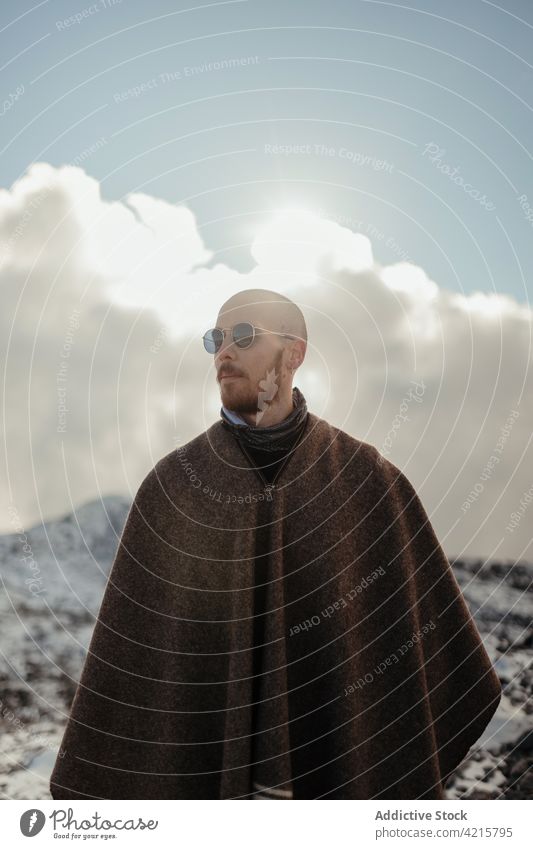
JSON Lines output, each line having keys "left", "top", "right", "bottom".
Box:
{"left": 215, "top": 336, "right": 237, "bottom": 364}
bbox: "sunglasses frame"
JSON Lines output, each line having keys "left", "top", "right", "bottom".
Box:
{"left": 203, "top": 322, "right": 296, "bottom": 354}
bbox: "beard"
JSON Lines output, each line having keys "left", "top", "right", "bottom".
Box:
{"left": 220, "top": 348, "right": 285, "bottom": 414}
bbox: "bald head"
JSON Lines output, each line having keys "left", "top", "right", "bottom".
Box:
{"left": 213, "top": 289, "right": 307, "bottom": 427}
{"left": 217, "top": 289, "right": 307, "bottom": 345}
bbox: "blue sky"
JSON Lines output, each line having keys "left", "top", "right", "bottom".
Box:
{"left": 1, "top": 0, "right": 532, "bottom": 303}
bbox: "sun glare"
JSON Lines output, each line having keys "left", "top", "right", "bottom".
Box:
{"left": 251, "top": 206, "right": 374, "bottom": 272}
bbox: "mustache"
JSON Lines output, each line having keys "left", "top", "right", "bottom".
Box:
{"left": 217, "top": 369, "right": 244, "bottom": 379}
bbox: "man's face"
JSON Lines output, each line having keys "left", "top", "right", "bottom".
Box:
{"left": 213, "top": 304, "right": 291, "bottom": 414}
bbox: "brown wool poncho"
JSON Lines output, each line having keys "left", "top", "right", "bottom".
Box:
{"left": 50, "top": 410, "right": 501, "bottom": 800}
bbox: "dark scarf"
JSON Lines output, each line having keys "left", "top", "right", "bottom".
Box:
{"left": 220, "top": 385, "right": 308, "bottom": 455}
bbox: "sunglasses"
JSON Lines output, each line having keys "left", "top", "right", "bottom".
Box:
{"left": 203, "top": 322, "right": 295, "bottom": 354}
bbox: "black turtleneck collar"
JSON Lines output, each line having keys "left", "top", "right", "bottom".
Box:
{"left": 220, "top": 386, "right": 308, "bottom": 455}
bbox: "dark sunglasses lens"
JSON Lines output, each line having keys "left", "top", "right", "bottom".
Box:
{"left": 233, "top": 322, "right": 254, "bottom": 348}
{"left": 203, "top": 329, "right": 223, "bottom": 353}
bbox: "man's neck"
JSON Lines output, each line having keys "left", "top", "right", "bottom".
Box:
{"left": 223, "top": 389, "right": 295, "bottom": 428}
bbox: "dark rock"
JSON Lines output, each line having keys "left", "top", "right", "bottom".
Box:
{"left": 510, "top": 757, "right": 530, "bottom": 778}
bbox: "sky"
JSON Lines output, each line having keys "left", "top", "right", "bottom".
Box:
{"left": 1, "top": 0, "right": 532, "bottom": 560}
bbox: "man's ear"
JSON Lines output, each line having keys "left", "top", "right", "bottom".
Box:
{"left": 289, "top": 340, "right": 306, "bottom": 370}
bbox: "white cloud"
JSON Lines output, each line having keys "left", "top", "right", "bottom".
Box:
{"left": 1, "top": 163, "right": 532, "bottom": 561}
{"left": 250, "top": 207, "right": 374, "bottom": 274}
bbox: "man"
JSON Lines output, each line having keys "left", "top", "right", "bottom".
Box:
{"left": 50, "top": 289, "right": 501, "bottom": 800}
